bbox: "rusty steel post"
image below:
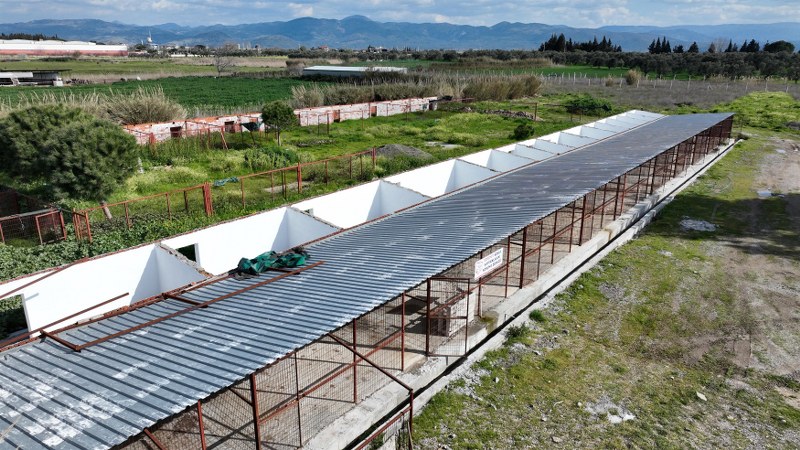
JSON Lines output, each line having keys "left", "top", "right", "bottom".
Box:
{"left": 425, "top": 279, "right": 431, "bottom": 356}
{"left": 504, "top": 237, "right": 511, "bottom": 298}
{"left": 294, "top": 352, "right": 303, "bottom": 446}
{"left": 241, "top": 178, "right": 246, "bottom": 208}
{"left": 35, "top": 215, "right": 43, "bottom": 245}
{"left": 518, "top": 226, "right": 528, "bottom": 289}
{"left": 58, "top": 211, "right": 67, "bottom": 241}
{"left": 250, "top": 373, "right": 263, "bottom": 450}
{"left": 353, "top": 318, "right": 358, "bottom": 403}
{"left": 578, "top": 195, "right": 588, "bottom": 246}
{"left": 550, "top": 210, "right": 558, "bottom": 264}
{"left": 297, "top": 163, "right": 303, "bottom": 194}
{"left": 401, "top": 292, "right": 406, "bottom": 371}
{"left": 197, "top": 401, "right": 207, "bottom": 450}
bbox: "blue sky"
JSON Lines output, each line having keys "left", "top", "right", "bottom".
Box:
{"left": 1, "top": 0, "right": 798, "bottom": 27}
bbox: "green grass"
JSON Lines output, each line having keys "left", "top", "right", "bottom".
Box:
{"left": 0, "top": 76, "right": 312, "bottom": 110}
{"left": 413, "top": 99, "right": 800, "bottom": 448}
{"left": 0, "top": 56, "right": 287, "bottom": 76}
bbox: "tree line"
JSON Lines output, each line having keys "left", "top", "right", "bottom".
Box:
{"left": 0, "top": 33, "right": 62, "bottom": 41}
{"left": 538, "top": 34, "right": 621, "bottom": 52}
{"left": 648, "top": 37, "right": 795, "bottom": 54}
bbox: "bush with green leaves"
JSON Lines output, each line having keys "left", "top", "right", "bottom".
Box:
{"left": 0, "top": 296, "right": 26, "bottom": 339}
{"left": 243, "top": 144, "right": 300, "bottom": 172}
{"left": 563, "top": 94, "right": 613, "bottom": 116}
{"left": 0, "top": 104, "right": 87, "bottom": 178}
{"left": 0, "top": 105, "right": 137, "bottom": 201}
{"left": 512, "top": 122, "right": 536, "bottom": 140}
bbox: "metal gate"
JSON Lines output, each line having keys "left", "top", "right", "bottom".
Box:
{"left": 425, "top": 277, "right": 472, "bottom": 357}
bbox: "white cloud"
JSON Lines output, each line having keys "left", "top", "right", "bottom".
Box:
{"left": 0, "top": 0, "right": 797, "bottom": 27}
{"left": 288, "top": 3, "right": 314, "bottom": 17}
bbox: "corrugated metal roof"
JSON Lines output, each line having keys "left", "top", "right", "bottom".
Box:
{"left": 0, "top": 113, "right": 732, "bottom": 449}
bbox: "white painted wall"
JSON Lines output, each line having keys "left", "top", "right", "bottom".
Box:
{"left": 459, "top": 150, "right": 532, "bottom": 172}
{"left": 386, "top": 160, "right": 496, "bottom": 198}
{"left": 4, "top": 245, "right": 207, "bottom": 333}
{"left": 564, "top": 125, "right": 616, "bottom": 140}
{"left": 542, "top": 132, "right": 597, "bottom": 147}
{"left": 512, "top": 144, "right": 557, "bottom": 161}
{"left": 162, "top": 207, "right": 340, "bottom": 275}
{"left": 292, "top": 181, "right": 429, "bottom": 229}
{"left": 592, "top": 120, "right": 629, "bottom": 133}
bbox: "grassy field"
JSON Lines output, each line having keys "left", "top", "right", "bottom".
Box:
{"left": 413, "top": 96, "right": 800, "bottom": 448}
{"left": 0, "top": 56, "right": 288, "bottom": 76}
{"left": 0, "top": 76, "right": 312, "bottom": 112}
{"left": 106, "top": 98, "right": 585, "bottom": 202}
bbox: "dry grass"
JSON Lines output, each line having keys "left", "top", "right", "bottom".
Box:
{"left": 0, "top": 86, "right": 185, "bottom": 124}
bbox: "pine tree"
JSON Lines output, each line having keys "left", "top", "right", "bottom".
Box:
{"left": 688, "top": 42, "right": 700, "bottom": 53}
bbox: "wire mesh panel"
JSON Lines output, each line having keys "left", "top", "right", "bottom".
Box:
{"left": 402, "top": 284, "right": 429, "bottom": 365}
{"left": 114, "top": 434, "right": 160, "bottom": 450}
{"left": 297, "top": 333, "right": 356, "bottom": 444}
{"left": 255, "top": 356, "right": 302, "bottom": 450}
{"left": 202, "top": 378, "right": 257, "bottom": 450}
{"left": 426, "top": 277, "right": 472, "bottom": 356}
{"left": 355, "top": 406, "right": 413, "bottom": 450}
{"left": 233, "top": 168, "right": 300, "bottom": 212}
{"left": 34, "top": 210, "right": 65, "bottom": 244}
{"left": 149, "top": 403, "right": 204, "bottom": 449}
{"left": 355, "top": 296, "right": 404, "bottom": 400}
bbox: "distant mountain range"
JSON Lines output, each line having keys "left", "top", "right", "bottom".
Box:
{"left": 1, "top": 17, "right": 798, "bottom": 52}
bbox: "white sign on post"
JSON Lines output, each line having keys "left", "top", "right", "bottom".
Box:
{"left": 474, "top": 248, "right": 504, "bottom": 280}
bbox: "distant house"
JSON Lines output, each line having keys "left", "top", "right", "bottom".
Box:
{"left": 0, "top": 39, "right": 128, "bottom": 57}
{"left": 302, "top": 65, "right": 408, "bottom": 77}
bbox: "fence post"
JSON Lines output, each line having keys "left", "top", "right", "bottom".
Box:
{"left": 36, "top": 215, "right": 44, "bottom": 245}
{"left": 0, "top": 221, "right": 4, "bottom": 244}
{"left": 203, "top": 182, "right": 213, "bottom": 216}
{"left": 372, "top": 147, "right": 376, "bottom": 170}
{"left": 297, "top": 163, "right": 302, "bottom": 194}
{"left": 58, "top": 211, "right": 67, "bottom": 241}
{"left": 241, "top": 178, "right": 246, "bottom": 208}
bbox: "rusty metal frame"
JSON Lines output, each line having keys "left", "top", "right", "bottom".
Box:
{"left": 41, "top": 262, "right": 324, "bottom": 352}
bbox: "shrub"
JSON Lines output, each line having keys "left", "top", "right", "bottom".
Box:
{"left": 0, "top": 104, "right": 89, "bottom": 178}
{"left": 0, "top": 105, "right": 137, "bottom": 201}
{"left": 505, "top": 324, "right": 531, "bottom": 344}
{"left": 243, "top": 144, "right": 299, "bottom": 172}
{"left": 290, "top": 84, "right": 325, "bottom": 109}
{"left": 0, "top": 296, "right": 26, "bottom": 339}
{"left": 512, "top": 122, "right": 536, "bottom": 140}
{"left": 529, "top": 310, "right": 547, "bottom": 323}
{"left": 563, "top": 94, "right": 612, "bottom": 116}
{"left": 0, "top": 87, "right": 185, "bottom": 125}
{"left": 101, "top": 86, "right": 186, "bottom": 125}
{"left": 41, "top": 116, "right": 138, "bottom": 200}
{"left": 625, "top": 69, "right": 642, "bottom": 86}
